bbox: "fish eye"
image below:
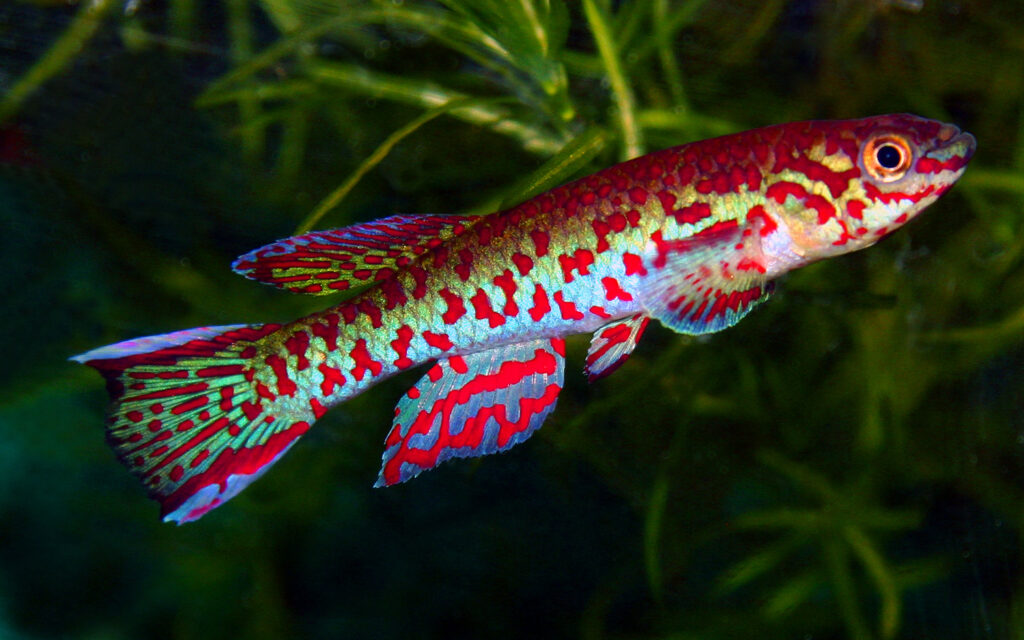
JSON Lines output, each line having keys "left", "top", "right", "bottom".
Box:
{"left": 862, "top": 134, "right": 913, "bottom": 182}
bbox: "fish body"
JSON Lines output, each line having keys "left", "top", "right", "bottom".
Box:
{"left": 73, "top": 114, "right": 975, "bottom": 523}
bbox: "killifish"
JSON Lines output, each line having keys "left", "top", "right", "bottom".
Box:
{"left": 73, "top": 114, "right": 975, "bottom": 523}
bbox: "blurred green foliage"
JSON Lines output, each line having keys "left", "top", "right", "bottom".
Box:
{"left": 1, "top": 0, "right": 1023, "bottom": 639}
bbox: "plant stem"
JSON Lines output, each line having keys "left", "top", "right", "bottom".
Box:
{"left": 582, "top": 0, "right": 643, "bottom": 160}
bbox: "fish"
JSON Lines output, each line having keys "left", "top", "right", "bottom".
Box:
{"left": 72, "top": 114, "right": 976, "bottom": 523}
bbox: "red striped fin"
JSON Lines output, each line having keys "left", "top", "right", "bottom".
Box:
{"left": 376, "top": 338, "right": 566, "bottom": 487}
{"left": 643, "top": 220, "right": 773, "bottom": 334}
{"left": 72, "top": 324, "right": 314, "bottom": 524}
{"left": 585, "top": 314, "right": 649, "bottom": 382}
{"left": 232, "top": 213, "right": 480, "bottom": 295}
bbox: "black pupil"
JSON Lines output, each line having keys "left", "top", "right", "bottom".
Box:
{"left": 876, "top": 144, "right": 902, "bottom": 169}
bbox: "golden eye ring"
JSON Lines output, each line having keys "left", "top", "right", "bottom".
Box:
{"left": 862, "top": 134, "right": 913, "bottom": 182}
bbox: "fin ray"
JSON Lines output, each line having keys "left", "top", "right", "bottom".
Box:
{"left": 585, "top": 314, "right": 649, "bottom": 382}
{"left": 74, "top": 324, "right": 315, "bottom": 523}
{"left": 232, "top": 213, "right": 480, "bottom": 295}
{"left": 642, "top": 221, "right": 773, "bottom": 334}
{"left": 377, "top": 338, "right": 566, "bottom": 487}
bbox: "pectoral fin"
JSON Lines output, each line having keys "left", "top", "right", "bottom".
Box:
{"left": 642, "top": 220, "right": 773, "bottom": 335}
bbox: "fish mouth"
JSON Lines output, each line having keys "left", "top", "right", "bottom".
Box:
{"left": 931, "top": 124, "right": 976, "bottom": 164}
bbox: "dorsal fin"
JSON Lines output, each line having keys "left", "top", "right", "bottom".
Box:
{"left": 232, "top": 213, "right": 481, "bottom": 295}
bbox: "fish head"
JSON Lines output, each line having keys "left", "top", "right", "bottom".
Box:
{"left": 761, "top": 114, "right": 976, "bottom": 271}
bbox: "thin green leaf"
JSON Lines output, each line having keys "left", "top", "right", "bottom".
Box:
{"left": 581, "top": 0, "right": 643, "bottom": 160}
{"left": 307, "top": 61, "right": 565, "bottom": 154}
{"left": 294, "top": 96, "right": 479, "bottom": 234}
{"left": 0, "top": 0, "right": 117, "bottom": 125}
{"left": 486, "top": 126, "right": 609, "bottom": 211}
{"left": 843, "top": 525, "right": 901, "bottom": 639}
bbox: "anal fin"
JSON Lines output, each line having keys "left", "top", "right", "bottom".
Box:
{"left": 376, "top": 338, "right": 566, "bottom": 487}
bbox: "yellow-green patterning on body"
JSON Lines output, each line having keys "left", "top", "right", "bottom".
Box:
{"left": 73, "top": 114, "right": 975, "bottom": 523}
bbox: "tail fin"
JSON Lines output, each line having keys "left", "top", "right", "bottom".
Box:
{"left": 72, "top": 323, "right": 312, "bottom": 524}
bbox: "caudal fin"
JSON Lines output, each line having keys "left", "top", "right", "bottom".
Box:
{"left": 72, "top": 323, "right": 312, "bottom": 524}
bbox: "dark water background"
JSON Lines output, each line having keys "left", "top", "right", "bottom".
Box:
{"left": 1, "top": 1, "right": 1022, "bottom": 638}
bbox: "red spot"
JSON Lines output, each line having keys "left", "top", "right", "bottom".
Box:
{"left": 590, "top": 306, "right": 612, "bottom": 318}
{"left": 190, "top": 449, "right": 209, "bottom": 468}
{"left": 530, "top": 230, "right": 550, "bottom": 257}
{"left": 440, "top": 288, "right": 467, "bottom": 324}
{"left": 284, "top": 332, "right": 310, "bottom": 371}
{"left": 592, "top": 220, "right": 611, "bottom": 253}
{"left": 357, "top": 299, "right": 383, "bottom": 329}
{"left": 391, "top": 325, "right": 415, "bottom": 369}
{"left": 170, "top": 465, "right": 184, "bottom": 482}
{"left": 847, "top": 200, "right": 865, "bottom": 220}
{"left": 449, "top": 356, "right": 468, "bottom": 374}
{"left": 674, "top": 202, "right": 712, "bottom": 225}
{"left": 407, "top": 387, "right": 421, "bottom": 399}
{"left": 477, "top": 224, "right": 492, "bottom": 245}
{"left": 696, "top": 179, "right": 714, "bottom": 194}
{"left": 602, "top": 277, "right": 633, "bottom": 302}
{"left": 423, "top": 331, "right": 454, "bottom": 351}
{"left": 806, "top": 193, "right": 837, "bottom": 224}
{"left": 558, "top": 249, "right": 595, "bottom": 284}
{"left": 608, "top": 212, "right": 627, "bottom": 233}
{"left": 311, "top": 320, "right": 339, "bottom": 352}
{"left": 553, "top": 291, "right": 584, "bottom": 321}
{"left": 196, "top": 365, "right": 246, "bottom": 378}
{"left": 256, "top": 383, "right": 276, "bottom": 401}
{"left": 745, "top": 204, "right": 778, "bottom": 236}
{"left": 265, "top": 354, "right": 297, "bottom": 396}
{"left": 310, "top": 397, "right": 328, "bottom": 419}
{"left": 148, "top": 419, "right": 163, "bottom": 432}
{"left": 318, "top": 363, "right": 347, "bottom": 396}
{"left": 529, "top": 284, "right": 551, "bottom": 321}
{"left": 350, "top": 339, "right": 382, "bottom": 382}
{"left": 511, "top": 253, "right": 534, "bottom": 276}
{"left": 427, "top": 363, "right": 444, "bottom": 382}
{"left": 407, "top": 266, "right": 429, "bottom": 299}
{"left": 678, "top": 164, "right": 696, "bottom": 186}
{"left": 493, "top": 270, "right": 519, "bottom": 316}
{"left": 737, "top": 256, "right": 766, "bottom": 273}
{"left": 767, "top": 181, "right": 807, "bottom": 204}
{"left": 172, "top": 395, "right": 210, "bottom": 415}
{"left": 623, "top": 252, "right": 647, "bottom": 276}
{"left": 455, "top": 249, "right": 474, "bottom": 281}
{"left": 628, "top": 187, "right": 648, "bottom": 205}
{"left": 219, "top": 386, "right": 234, "bottom": 411}
{"left": 625, "top": 209, "right": 641, "bottom": 227}
{"left": 746, "top": 166, "right": 762, "bottom": 191}
{"left": 380, "top": 278, "right": 408, "bottom": 310}
{"left": 127, "top": 410, "right": 144, "bottom": 423}
{"left": 241, "top": 401, "right": 261, "bottom": 420}
{"left": 471, "top": 288, "right": 505, "bottom": 328}
{"left": 713, "top": 172, "right": 730, "bottom": 194}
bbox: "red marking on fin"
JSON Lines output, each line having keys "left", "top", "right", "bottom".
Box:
{"left": 377, "top": 338, "right": 566, "bottom": 486}
{"left": 71, "top": 323, "right": 316, "bottom": 523}
{"left": 585, "top": 314, "right": 649, "bottom": 382}
{"left": 232, "top": 214, "right": 481, "bottom": 295}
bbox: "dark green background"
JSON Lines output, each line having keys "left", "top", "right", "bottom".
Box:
{"left": 1, "top": 1, "right": 1022, "bottom": 638}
